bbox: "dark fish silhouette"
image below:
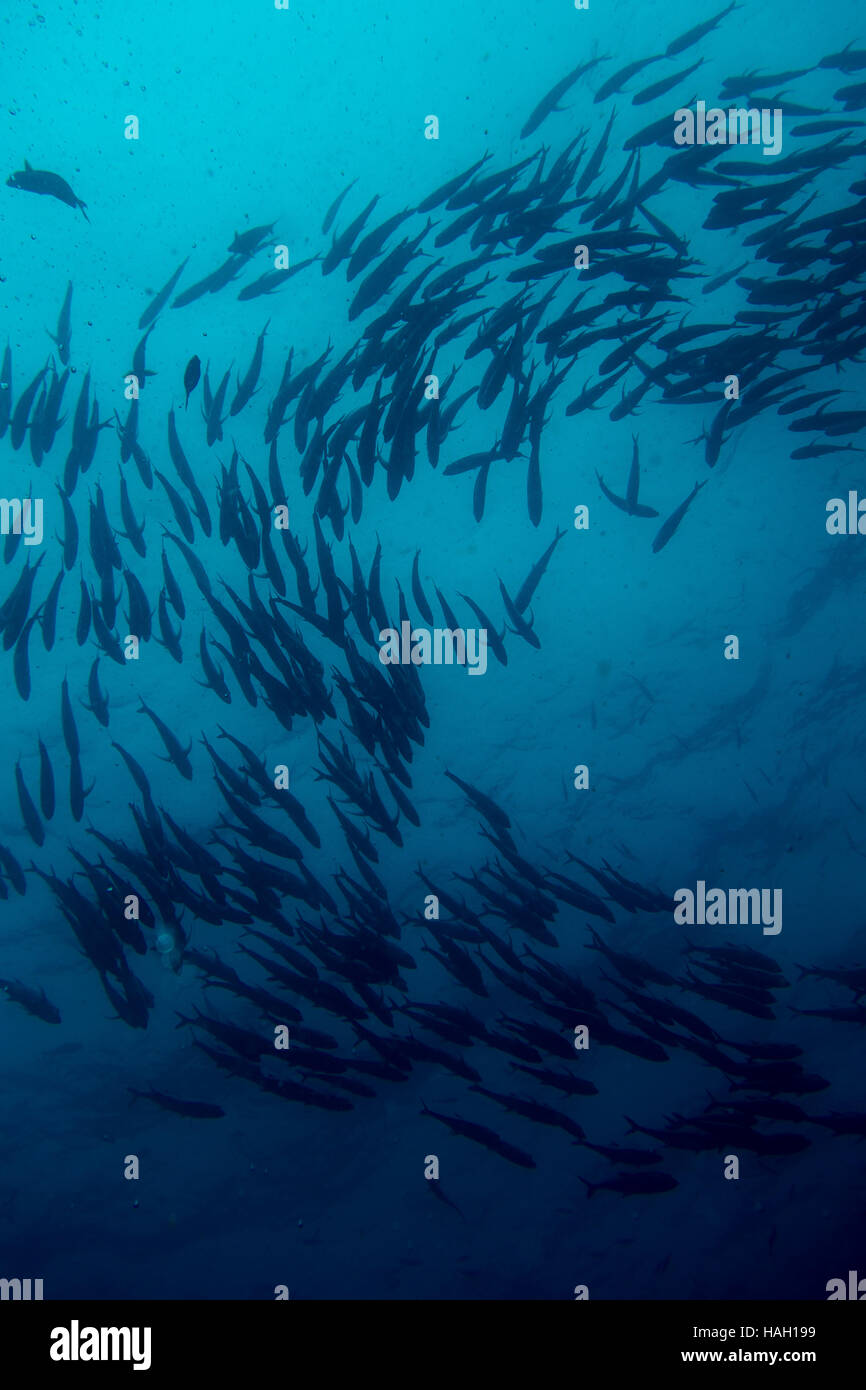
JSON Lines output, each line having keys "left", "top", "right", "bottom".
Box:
{"left": 128, "top": 1088, "right": 224, "bottom": 1119}
{"left": 521, "top": 57, "right": 606, "bottom": 138}
{"left": 183, "top": 355, "right": 201, "bottom": 408}
{"left": 15, "top": 761, "right": 44, "bottom": 846}
{"left": 228, "top": 221, "right": 276, "bottom": 257}
{"left": 652, "top": 481, "right": 706, "bottom": 553}
{"left": 47, "top": 282, "right": 73, "bottom": 364}
{"left": 597, "top": 436, "right": 659, "bottom": 517}
{"left": 321, "top": 181, "right": 357, "bottom": 234}
{"left": 7, "top": 161, "right": 88, "bottom": 220}
{"left": 0, "top": 978, "right": 61, "bottom": 1024}
{"left": 665, "top": 1, "right": 739, "bottom": 57}
{"left": 595, "top": 55, "right": 663, "bottom": 103}
{"left": 580, "top": 1171, "right": 678, "bottom": 1197}
{"left": 420, "top": 1101, "right": 536, "bottom": 1169}
{"left": 140, "top": 257, "right": 189, "bottom": 328}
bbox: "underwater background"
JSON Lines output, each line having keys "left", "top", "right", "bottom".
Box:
{"left": 0, "top": 0, "right": 865, "bottom": 1300}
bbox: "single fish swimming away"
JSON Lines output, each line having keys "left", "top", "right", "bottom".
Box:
{"left": 596, "top": 436, "right": 659, "bottom": 518}
{"left": 651, "top": 481, "right": 706, "bottom": 553}
{"left": 128, "top": 1087, "right": 225, "bottom": 1118}
{"left": 0, "top": 977, "right": 61, "bottom": 1024}
{"left": 7, "top": 161, "right": 89, "bottom": 220}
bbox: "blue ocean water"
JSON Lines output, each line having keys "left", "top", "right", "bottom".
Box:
{"left": 0, "top": 0, "right": 864, "bottom": 1300}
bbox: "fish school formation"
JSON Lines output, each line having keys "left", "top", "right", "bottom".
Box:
{"left": 2, "top": 2, "right": 866, "bottom": 1245}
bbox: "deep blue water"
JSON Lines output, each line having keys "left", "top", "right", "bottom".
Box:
{"left": 0, "top": 0, "right": 864, "bottom": 1300}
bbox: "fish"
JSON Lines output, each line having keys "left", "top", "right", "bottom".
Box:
{"left": 139, "top": 257, "right": 188, "bottom": 328}
{"left": 10, "top": 364, "right": 47, "bottom": 450}
{"left": 37, "top": 738, "right": 55, "bottom": 819}
{"left": 578, "top": 1140, "right": 662, "bottom": 1166}
{"left": 820, "top": 44, "right": 866, "bottom": 74}
{"left": 0, "top": 842, "right": 26, "bottom": 896}
{"left": 0, "top": 33, "right": 862, "bottom": 1250}
{"left": 129, "top": 323, "right": 158, "bottom": 392}
{"left": 665, "top": 2, "right": 739, "bottom": 57}
{"left": 128, "top": 1088, "right": 225, "bottom": 1119}
{"left": 0, "top": 978, "right": 61, "bottom": 1024}
{"left": 808, "top": 1112, "right": 866, "bottom": 1137}
{"left": 322, "top": 194, "right": 381, "bottom": 275}
{"left": 595, "top": 55, "right": 663, "bottom": 103}
{"left": 118, "top": 471, "right": 146, "bottom": 558}
{"left": 47, "top": 281, "right": 73, "bottom": 364}
{"left": 230, "top": 321, "right": 268, "bottom": 415}
{"left": 61, "top": 675, "right": 81, "bottom": 759}
{"left": 39, "top": 567, "right": 64, "bottom": 653}
{"left": 347, "top": 208, "right": 413, "bottom": 281}
{"left": 632, "top": 58, "right": 703, "bottom": 106}
{"left": 172, "top": 258, "right": 244, "bottom": 308}
{"left": 420, "top": 1101, "right": 535, "bottom": 1168}
{"left": 796, "top": 962, "right": 866, "bottom": 997}
{"left": 580, "top": 1171, "right": 678, "bottom": 1197}
{"left": 7, "top": 161, "right": 88, "bottom": 219}
{"left": 513, "top": 528, "right": 566, "bottom": 615}
{"left": 197, "top": 630, "right": 231, "bottom": 704}
{"left": 228, "top": 222, "right": 276, "bottom": 257}
{"left": 428, "top": 1181, "right": 465, "bottom": 1219}
{"left": 321, "top": 181, "right": 358, "bottom": 234}
{"left": 82, "top": 657, "right": 110, "bottom": 728}
{"left": 237, "top": 258, "right": 319, "bottom": 301}
{"left": 137, "top": 698, "right": 193, "bottom": 779}
{"left": 69, "top": 752, "right": 93, "bottom": 823}
{"left": 167, "top": 410, "right": 211, "bottom": 534}
{"left": 651, "top": 481, "right": 706, "bottom": 553}
{"left": 597, "top": 436, "right": 659, "bottom": 518}
{"left": 76, "top": 575, "right": 91, "bottom": 646}
{"left": 471, "top": 1084, "right": 585, "bottom": 1139}
{"left": 183, "top": 354, "right": 201, "bottom": 408}
{"left": 444, "top": 770, "right": 511, "bottom": 832}
{"left": 155, "top": 470, "right": 195, "bottom": 543}
{"left": 15, "top": 762, "right": 44, "bottom": 846}
{"left": 521, "top": 57, "right": 606, "bottom": 138}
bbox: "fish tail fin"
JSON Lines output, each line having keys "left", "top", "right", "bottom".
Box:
{"left": 624, "top": 1114, "right": 640, "bottom": 1135}
{"left": 579, "top": 1178, "right": 596, "bottom": 1199}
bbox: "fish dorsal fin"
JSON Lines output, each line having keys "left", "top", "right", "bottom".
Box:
{"left": 24, "top": 159, "right": 32, "bottom": 171}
